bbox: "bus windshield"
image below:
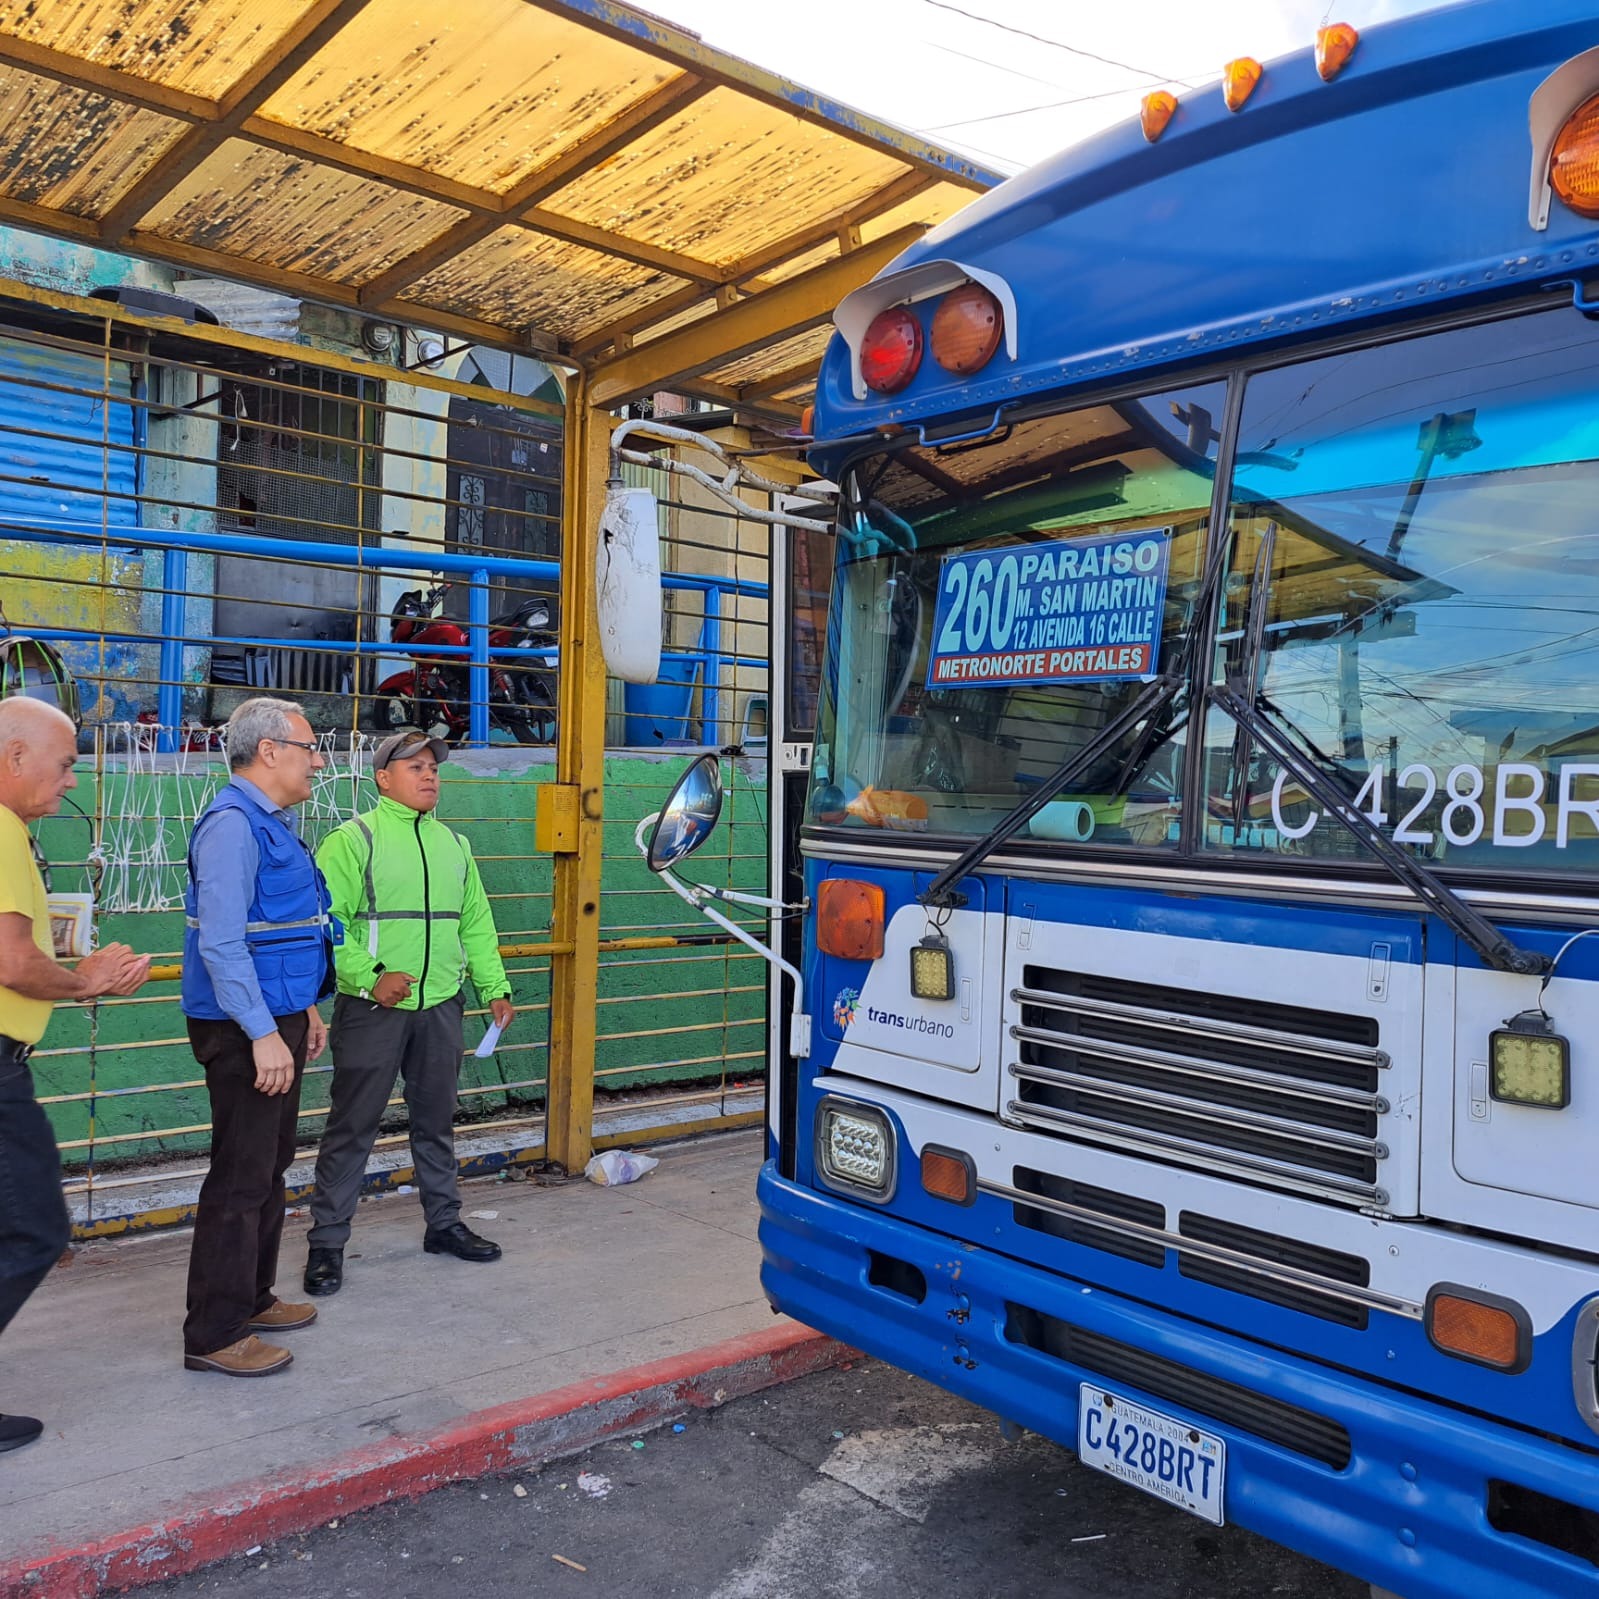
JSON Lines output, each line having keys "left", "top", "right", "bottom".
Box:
{"left": 1208, "top": 307, "right": 1599, "bottom": 874}
{"left": 811, "top": 377, "right": 1225, "bottom": 845}
{"left": 812, "top": 306, "right": 1599, "bottom": 876}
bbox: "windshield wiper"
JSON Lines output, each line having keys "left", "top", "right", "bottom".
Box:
{"left": 919, "top": 672, "right": 1184, "bottom": 909}
{"left": 1209, "top": 680, "right": 1550, "bottom": 976}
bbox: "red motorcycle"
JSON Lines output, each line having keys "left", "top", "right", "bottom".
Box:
{"left": 373, "top": 581, "right": 557, "bottom": 744}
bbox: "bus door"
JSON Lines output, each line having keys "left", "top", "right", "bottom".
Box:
{"left": 767, "top": 506, "right": 834, "bottom": 1178}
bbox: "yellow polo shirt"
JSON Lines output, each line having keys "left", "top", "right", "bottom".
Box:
{"left": 0, "top": 802, "right": 53, "bottom": 1045}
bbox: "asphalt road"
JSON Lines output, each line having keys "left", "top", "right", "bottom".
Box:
{"left": 139, "top": 1361, "right": 1368, "bottom": 1599}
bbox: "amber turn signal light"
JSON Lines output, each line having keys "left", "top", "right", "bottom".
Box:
{"left": 1426, "top": 1285, "right": 1530, "bottom": 1373}
{"left": 1140, "top": 90, "right": 1177, "bottom": 142}
{"left": 1223, "top": 57, "right": 1263, "bottom": 112}
{"left": 817, "top": 878, "right": 885, "bottom": 962}
{"left": 1552, "top": 93, "right": 1599, "bottom": 219}
{"left": 1315, "top": 23, "right": 1359, "bottom": 81}
{"left": 930, "top": 283, "right": 1004, "bottom": 375}
{"left": 920, "top": 1145, "right": 975, "bottom": 1206}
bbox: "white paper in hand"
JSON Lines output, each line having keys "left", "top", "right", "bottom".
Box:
{"left": 474, "top": 1020, "right": 505, "bottom": 1058}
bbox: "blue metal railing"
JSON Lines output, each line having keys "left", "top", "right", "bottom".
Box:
{"left": 1, "top": 515, "right": 768, "bottom": 750}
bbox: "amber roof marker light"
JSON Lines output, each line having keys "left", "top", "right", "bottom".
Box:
{"left": 1223, "top": 57, "right": 1263, "bottom": 112}
{"left": 1316, "top": 24, "right": 1360, "bottom": 81}
{"left": 1141, "top": 90, "right": 1177, "bottom": 142}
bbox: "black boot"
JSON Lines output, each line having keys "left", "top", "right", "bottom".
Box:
{"left": 0, "top": 1414, "right": 43, "bottom": 1453}
{"left": 422, "top": 1222, "right": 501, "bottom": 1263}
{"left": 303, "top": 1246, "right": 344, "bottom": 1297}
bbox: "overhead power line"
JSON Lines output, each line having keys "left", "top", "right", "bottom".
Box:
{"left": 922, "top": 79, "right": 1168, "bottom": 133}
{"left": 922, "top": 0, "right": 1201, "bottom": 90}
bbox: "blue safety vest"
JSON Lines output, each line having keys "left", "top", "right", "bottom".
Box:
{"left": 181, "top": 783, "right": 334, "bottom": 1022}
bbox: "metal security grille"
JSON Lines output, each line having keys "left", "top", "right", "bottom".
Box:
{"left": 1007, "top": 968, "right": 1390, "bottom": 1209}
{"left": 0, "top": 296, "right": 778, "bottom": 1236}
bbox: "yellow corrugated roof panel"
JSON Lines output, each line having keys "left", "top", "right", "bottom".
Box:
{"left": 0, "top": 0, "right": 315, "bottom": 98}
{"left": 538, "top": 85, "right": 912, "bottom": 268}
{"left": 0, "top": 0, "right": 999, "bottom": 417}
{"left": 258, "top": 0, "right": 680, "bottom": 198}
{"left": 0, "top": 66, "right": 186, "bottom": 219}
{"left": 400, "top": 226, "right": 680, "bottom": 345}
{"left": 138, "top": 139, "right": 469, "bottom": 284}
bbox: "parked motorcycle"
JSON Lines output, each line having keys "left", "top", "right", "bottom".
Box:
{"left": 372, "top": 580, "right": 557, "bottom": 744}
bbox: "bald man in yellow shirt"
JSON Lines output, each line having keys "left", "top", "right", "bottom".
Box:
{"left": 0, "top": 697, "right": 148, "bottom": 1454}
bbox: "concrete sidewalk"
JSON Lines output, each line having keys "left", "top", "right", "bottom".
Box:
{"left": 0, "top": 1129, "right": 840, "bottom": 1593}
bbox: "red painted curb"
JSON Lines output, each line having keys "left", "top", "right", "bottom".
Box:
{"left": 3, "top": 1321, "right": 855, "bottom": 1599}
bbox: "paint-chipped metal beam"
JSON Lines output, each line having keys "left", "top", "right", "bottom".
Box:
{"left": 356, "top": 72, "right": 713, "bottom": 307}
{"left": 99, "top": 0, "right": 374, "bottom": 243}
{"left": 507, "top": 73, "right": 713, "bottom": 210}
{"left": 521, "top": 0, "right": 1002, "bottom": 190}
{"left": 521, "top": 208, "right": 724, "bottom": 285}
{"left": 0, "top": 32, "right": 211, "bottom": 121}
{"left": 0, "top": 275, "right": 569, "bottom": 413}
{"left": 588, "top": 224, "right": 925, "bottom": 407}
{"left": 677, "top": 374, "right": 805, "bottom": 422}
{"left": 726, "top": 170, "right": 939, "bottom": 284}
{"left": 571, "top": 284, "right": 729, "bottom": 363}
{"left": 567, "top": 173, "right": 938, "bottom": 362}
{"left": 124, "top": 230, "right": 567, "bottom": 357}
{"left": 0, "top": 192, "right": 101, "bottom": 245}
{"left": 237, "top": 119, "right": 492, "bottom": 210}
{"left": 738, "top": 360, "right": 823, "bottom": 402}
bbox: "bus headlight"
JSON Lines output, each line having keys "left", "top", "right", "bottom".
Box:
{"left": 816, "top": 1098, "right": 896, "bottom": 1200}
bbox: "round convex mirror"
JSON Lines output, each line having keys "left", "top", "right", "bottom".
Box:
{"left": 646, "top": 753, "right": 723, "bottom": 872}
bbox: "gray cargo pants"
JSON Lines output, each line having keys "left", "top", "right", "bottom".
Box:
{"left": 306, "top": 991, "right": 466, "bottom": 1247}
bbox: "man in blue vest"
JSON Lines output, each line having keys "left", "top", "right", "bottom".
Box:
{"left": 181, "top": 697, "right": 333, "bottom": 1377}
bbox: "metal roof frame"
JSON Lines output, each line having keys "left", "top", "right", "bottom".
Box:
{"left": 0, "top": 0, "right": 998, "bottom": 418}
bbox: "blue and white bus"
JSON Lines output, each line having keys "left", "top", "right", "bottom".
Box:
{"left": 632, "top": 5, "right": 1599, "bottom": 1594}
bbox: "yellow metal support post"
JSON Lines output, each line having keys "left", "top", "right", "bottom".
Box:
{"left": 545, "top": 373, "right": 611, "bottom": 1173}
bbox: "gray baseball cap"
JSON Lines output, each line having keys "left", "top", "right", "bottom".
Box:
{"left": 372, "top": 730, "right": 450, "bottom": 770}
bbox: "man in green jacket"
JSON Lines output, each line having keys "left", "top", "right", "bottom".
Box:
{"left": 302, "top": 730, "right": 514, "bottom": 1296}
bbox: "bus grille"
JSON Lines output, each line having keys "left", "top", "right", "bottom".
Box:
{"left": 1007, "top": 968, "right": 1389, "bottom": 1209}
{"left": 1004, "top": 1302, "right": 1353, "bottom": 1468}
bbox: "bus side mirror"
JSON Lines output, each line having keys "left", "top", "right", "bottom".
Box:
{"left": 646, "top": 754, "right": 722, "bottom": 872}
{"left": 597, "top": 480, "right": 663, "bottom": 683}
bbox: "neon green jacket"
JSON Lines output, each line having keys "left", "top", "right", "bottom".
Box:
{"left": 316, "top": 797, "right": 510, "bottom": 1011}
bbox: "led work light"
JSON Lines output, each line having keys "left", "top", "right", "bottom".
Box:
{"left": 1489, "top": 1011, "right": 1570, "bottom": 1109}
{"left": 909, "top": 931, "right": 955, "bottom": 1002}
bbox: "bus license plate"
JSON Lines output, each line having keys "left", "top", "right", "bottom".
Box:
{"left": 1076, "top": 1385, "right": 1225, "bottom": 1526}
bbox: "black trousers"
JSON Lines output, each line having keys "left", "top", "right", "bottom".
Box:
{"left": 0, "top": 1044, "right": 71, "bottom": 1349}
{"left": 307, "top": 992, "right": 466, "bottom": 1249}
{"left": 183, "top": 1012, "right": 308, "bottom": 1357}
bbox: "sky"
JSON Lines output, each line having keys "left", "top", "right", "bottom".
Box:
{"left": 637, "top": 0, "right": 1448, "bottom": 174}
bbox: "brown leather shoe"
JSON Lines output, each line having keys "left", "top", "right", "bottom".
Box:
{"left": 248, "top": 1299, "right": 318, "bottom": 1332}
{"left": 183, "top": 1335, "right": 293, "bottom": 1377}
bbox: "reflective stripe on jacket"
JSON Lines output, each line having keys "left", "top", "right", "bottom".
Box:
{"left": 182, "top": 783, "right": 334, "bottom": 1021}
{"left": 316, "top": 796, "right": 508, "bottom": 1011}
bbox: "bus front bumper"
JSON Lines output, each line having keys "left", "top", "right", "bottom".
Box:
{"left": 758, "top": 1161, "right": 1598, "bottom": 1599}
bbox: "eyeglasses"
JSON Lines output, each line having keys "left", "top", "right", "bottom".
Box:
{"left": 271, "top": 738, "right": 322, "bottom": 755}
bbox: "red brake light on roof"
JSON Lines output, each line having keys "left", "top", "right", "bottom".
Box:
{"left": 931, "top": 284, "right": 1004, "bottom": 375}
{"left": 860, "top": 306, "right": 922, "bottom": 394}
